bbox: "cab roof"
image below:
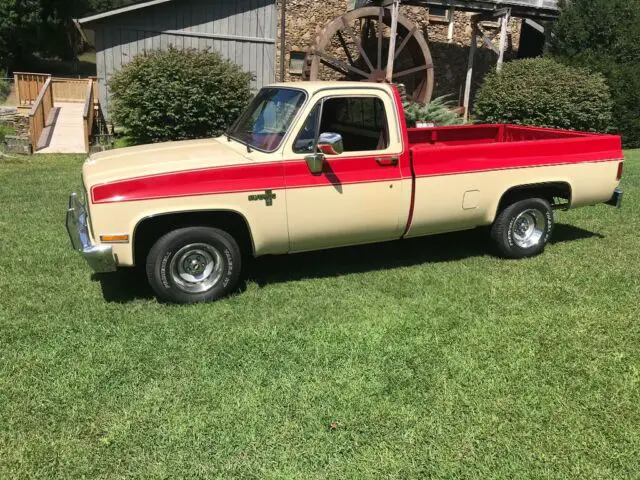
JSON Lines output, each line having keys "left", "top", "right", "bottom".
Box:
{"left": 265, "top": 81, "right": 395, "bottom": 94}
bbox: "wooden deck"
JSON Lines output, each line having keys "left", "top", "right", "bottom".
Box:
{"left": 37, "top": 103, "right": 87, "bottom": 154}
{"left": 14, "top": 73, "right": 97, "bottom": 154}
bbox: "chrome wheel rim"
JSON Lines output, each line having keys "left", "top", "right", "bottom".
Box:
{"left": 169, "top": 243, "right": 225, "bottom": 293}
{"left": 511, "top": 209, "right": 546, "bottom": 249}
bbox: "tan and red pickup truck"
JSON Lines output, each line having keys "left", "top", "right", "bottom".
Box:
{"left": 67, "top": 82, "right": 624, "bottom": 304}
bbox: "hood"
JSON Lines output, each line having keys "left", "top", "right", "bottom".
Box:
{"left": 83, "top": 137, "right": 252, "bottom": 186}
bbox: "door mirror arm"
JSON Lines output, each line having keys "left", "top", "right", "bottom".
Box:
{"left": 304, "top": 153, "right": 325, "bottom": 175}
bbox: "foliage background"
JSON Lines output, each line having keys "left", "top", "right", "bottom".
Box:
{"left": 109, "top": 47, "right": 253, "bottom": 144}
{"left": 474, "top": 58, "right": 613, "bottom": 133}
{"left": 549, "top": 0, "right": 640, "bottom": 147}
{"left": 0, "top": 0, "right": 135, "bottom": 72}
{"left": 0, "top": 76, "right": 10, "bottom": 103}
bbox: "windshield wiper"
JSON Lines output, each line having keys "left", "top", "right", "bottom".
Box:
{"left": 226, "top": 133, "right": 253, "bottom": 153}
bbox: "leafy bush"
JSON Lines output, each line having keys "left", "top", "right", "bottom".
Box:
{"left": 474, "top": 58, "right": 613, "bottom": 133}
{"left": 0, "top": 77, "right": 10, "bottom": 104}
{"left": 549, "top": 0, "right": 640, "bottom": 147}
{"left": 109, "top": 47, "right": 254, "bottom": 144}
{"left": 404, "top": 96, "right": 464, "bottom": 127}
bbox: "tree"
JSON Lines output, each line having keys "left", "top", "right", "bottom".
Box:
{"left": 549, "top": 0, "right": 640, "bottom": 147}
{"left": 0, "top": 0, "right": 43, "bottom": 71}
{"left": 0, "top": 0, "right": 137, "bottom": 71}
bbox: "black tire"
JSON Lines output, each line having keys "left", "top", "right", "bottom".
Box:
{"left": 146, "top": 227, "right": 241, "bottom": 304}
{"left": 491, "top": 198, "right": 554, "bottom": 259}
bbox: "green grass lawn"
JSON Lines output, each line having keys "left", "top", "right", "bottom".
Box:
{"left": 1, "top": 152, "right": 639, "bottom": 479}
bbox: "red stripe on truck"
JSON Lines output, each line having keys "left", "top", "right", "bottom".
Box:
{"left": 91, "top": 155, "right": 403, "bottom": 204}
{"left": 92, "top": 162, "right": 287, "bottom": 204}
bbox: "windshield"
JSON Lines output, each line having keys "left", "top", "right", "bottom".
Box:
{"left": 228, "top": 88, "right": 307, "bottom": 152}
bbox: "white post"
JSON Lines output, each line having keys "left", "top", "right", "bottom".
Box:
{"left": 386, "top": 0, "right": 400, "bottom": 82}
{"left": 497, "top": 9, "right": 511, "bottom": 73}
{"left": 463, "top": 20, "right": 478, "bottom": 122}
{"left": 447, "top": 7, "right": 455, "bottom": 43}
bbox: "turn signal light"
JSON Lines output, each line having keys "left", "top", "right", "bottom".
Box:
{"left": 617, "top": 162, "right": 624, "bottom": 180}
{"left": 100, "top": 234, "right": 130, "bottom": 244}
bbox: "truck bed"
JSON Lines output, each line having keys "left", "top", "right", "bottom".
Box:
{"left": 408, "top": 124, "right": 623, "bottom": 176}
{"left": 408, "top": 124, "right": 594, "bottom": 147}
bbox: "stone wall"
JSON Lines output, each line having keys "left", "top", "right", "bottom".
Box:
{"left": 275, "top": 0, "right": 522, "bottom": 104}
{"left": 0, "top": 107, "right": 32, "bottom": 155}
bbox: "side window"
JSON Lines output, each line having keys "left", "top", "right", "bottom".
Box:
{"left": 321, "top": 97, "right": 389, "bottom": 152}
{"left": 293, "top": 96, "right": 390, "bottom": 155}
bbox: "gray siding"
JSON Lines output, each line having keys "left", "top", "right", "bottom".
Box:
{"left": 92, "top": 0, "right": 276, "bottom": 120}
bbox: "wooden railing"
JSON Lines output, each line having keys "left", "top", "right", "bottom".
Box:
{"left": 28, "top": 77, "right": 54, "bottom": 152}
{"left": 16, "top": 73, "right": 100, "bottom": 153}
{"left": 14, "top": 72, "right": 51, "bottom": 106}
{"left": 83, "top": 79, "right": 95, "bottom": 153}
{"left": 52, "top": 78, "right": 93, "bottom": 103}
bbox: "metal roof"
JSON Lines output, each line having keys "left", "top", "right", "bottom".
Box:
{"left": 77, "top": 0, "right": 174, "bottom": 25}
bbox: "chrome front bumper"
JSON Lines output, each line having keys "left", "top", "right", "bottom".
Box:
{"left": 66, "top": 193, "right": 117, "bottom": 273}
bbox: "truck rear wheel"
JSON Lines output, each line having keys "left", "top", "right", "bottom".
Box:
{"left": 491, "top": 198, "right": 554, "bottom": 259}
{"left": 146, "top": 227, "right": 241, "bottom": 304}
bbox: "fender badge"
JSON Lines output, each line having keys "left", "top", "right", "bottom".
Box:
{"left": 248, "top": 189, "right": 277, "bottom": 207}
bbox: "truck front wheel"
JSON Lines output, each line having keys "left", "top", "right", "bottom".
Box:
{"left": 491, "top": 198, "right": 554, "bottom": 259}
{"left": 146, "top": 227, "right": 241, "bottom": 304}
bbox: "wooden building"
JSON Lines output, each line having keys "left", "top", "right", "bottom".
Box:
{"left": 77, "top": 0, "right": 277, "bottom": 120}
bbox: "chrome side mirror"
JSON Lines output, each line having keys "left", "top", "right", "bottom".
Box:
{"left": 317, "top": 132, "right": 344, "bottom": 156}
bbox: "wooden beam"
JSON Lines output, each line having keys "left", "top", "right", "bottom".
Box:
{"left": 373, "top": 1, "right": 560, "bottom": 21}
{"left": 385, "top": 0, "right": 400, "bottom": 82}
{"left": 447, "top": 7, "right": 456, "bottom": 43}
{"left": 478, "top": 27, "right": 500, "bottom": 55}
{"left": 497, "top": 9, "right": 511, "bottom": 73}
{"left": 475, "top": 7, "right": 511, "bottom": 22}
{"left": 463, "top": 20, "right": 478, "bottom": 122}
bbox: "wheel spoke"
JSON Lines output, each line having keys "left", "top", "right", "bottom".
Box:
{"left": 318, "top": 52, "right": 369, "bottom": 78}
{"left": 320, "top": 59, "right": 349, "bottom": 77}
{"left": 392, "top": 63, "right": 433, "bottom": 79}
{"left": 394, "top": 26, "right": 417, "bottom": 61}
{"left": 377, "top": 7, "right": 384, "bottom": 70}
{"left": 336, "top": 30, "right": 356, "bottom": 67}
{"left": 341, "top": 18, "right": 374, "bottom": 72}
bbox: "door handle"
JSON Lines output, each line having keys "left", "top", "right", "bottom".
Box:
{"left": 376, "top": 156, "right": 399, "bottom": 166}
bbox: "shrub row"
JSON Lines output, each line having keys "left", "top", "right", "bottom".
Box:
{"left": 474, "top": 58, "right": 613, "bottom": 134}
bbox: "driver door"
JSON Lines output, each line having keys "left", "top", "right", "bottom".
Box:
{"left": 284, "top": 90, "right": 408, "bottom": 252}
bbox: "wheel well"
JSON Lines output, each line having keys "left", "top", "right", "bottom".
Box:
{"left": 497, "top": 182, "right": 572, "bottom": 215}
{"left": 133, "top": 210, "right": 254, "bottom": 267}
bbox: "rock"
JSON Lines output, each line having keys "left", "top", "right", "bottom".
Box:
{"left": 4, "top": 135, "right": 32, "bottom": 155}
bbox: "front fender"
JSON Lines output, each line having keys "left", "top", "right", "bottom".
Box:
{"left": 89, "top": 191, "right": 289, "bottom": 266}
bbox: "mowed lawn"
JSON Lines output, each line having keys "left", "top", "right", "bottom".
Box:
{"left": 1, "top": 152, "right": 639, "bottom": 479}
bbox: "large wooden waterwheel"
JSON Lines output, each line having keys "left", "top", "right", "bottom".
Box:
{"left": 302, "top": 6, "right": 435, "bottom": 103}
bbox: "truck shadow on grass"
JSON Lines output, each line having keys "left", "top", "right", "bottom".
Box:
{"left": 93, "top": 224, "right": 604, "bottom": 303}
